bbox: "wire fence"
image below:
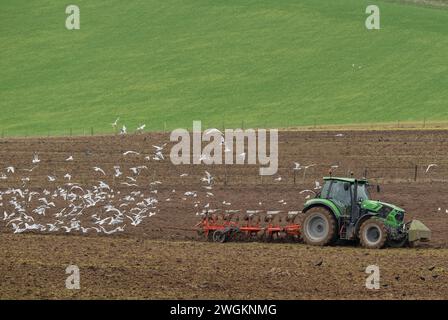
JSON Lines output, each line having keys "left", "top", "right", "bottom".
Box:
{"left": 2, "top": 119, "right": 448, "bottom": 139}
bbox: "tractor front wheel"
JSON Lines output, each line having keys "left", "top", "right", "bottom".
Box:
{"left": 302, "top": 207, "right": 337, "bottom": 246}
{"left": 359, "top": 219, "right": 387, "bottom": 249}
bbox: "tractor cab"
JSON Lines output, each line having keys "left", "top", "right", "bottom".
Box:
{"left": 319, "top": 177, "right": 370, "bottom": 222}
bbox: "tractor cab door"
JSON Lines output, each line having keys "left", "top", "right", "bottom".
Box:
{"left": 327, "top": 180, "right": 352, "bottom": 218}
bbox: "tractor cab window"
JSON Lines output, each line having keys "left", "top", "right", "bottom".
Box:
{"left": 320, "top": 181, "right": 331, "bottom": 198}
{"left": 327, "top": 181, "right": 352, "bottom": 208}
{"left": 356, "top": 183, "right": 370, "bottom": 202}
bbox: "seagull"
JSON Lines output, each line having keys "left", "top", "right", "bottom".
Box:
{"left": 100, "top": 225, "right": 126, "bottom": 234}
{"left": 121, "top": 182, "right": 138, "bottom": 187}
{"left": 204, "top": 128, "right": 222, "bottom": 136}
{"left": 123, "top": 150, "right": 140, "bottom": 156}
{"left": 153, "top": 151, "right": 164, "bottom": 161}
{"left": 136, "top": 124, "right": 146, "bottom": 132}
{"left": 274, "top": 176, "right": 282, "bottom": 182}
{"left": 300, "top": 189, "right": 316, "bottom": 195}
{"left": 111, "top": 117, "right": 120, "bottom": 128}
{"left": 425, "top": 164, "right": 437, "bottom": 173}
{"left": 47, "top": 175, "right": 56, "bottom": 182}
{"left": 120, "top": 125, "right": 127, "bottom": 135}
{"left": 32, "top": 154, "right": 41, "bottom": 164}
{"left": 152, "top": 144, "right": 167, "bottom": 152}
{"left": 114, "top": 166, "right": 122, "bottom": 177}
{"left": 201, "top": 171, "right": 213, "bottom": 185}
{"left": 93, "top": 167, "right": 106, "bottom": 175}
{"left": 66, "top": 155, "right": 74, "bottom": 161}
{"left": 314, "top": 181, "right": 322, "bottom": 190}
{"left": 198, "top": 154, "right": 209, "bottom": 162}
{"left": 180, "top": 173, "right": 188, "bottom": 177}
{"left": 293, "top": 162, "right": 301, "bottom": 170}
{"left": 238, "top": 152, "right": 246, "bottom": 161}
{"left": 6, "top": 166, "right": 14, "bottom": 174}
{"left": 64, "top": 173, "right": 72, "bottom": 180}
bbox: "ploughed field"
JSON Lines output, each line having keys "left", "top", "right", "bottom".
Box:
{"left": 1, "top": 129, "right": 448, "bottom": 299}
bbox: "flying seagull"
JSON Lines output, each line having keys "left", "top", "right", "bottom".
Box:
{"left": 425, "top": 164, "right": 437, "bottom": 173}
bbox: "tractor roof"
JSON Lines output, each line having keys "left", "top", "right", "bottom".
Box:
{"left": 323, "top": 177, "right": 368, "bottom": 184}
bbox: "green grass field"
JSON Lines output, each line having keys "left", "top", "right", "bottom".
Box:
{"left": 1, "top": 0, "right": 447, "bottom": 136}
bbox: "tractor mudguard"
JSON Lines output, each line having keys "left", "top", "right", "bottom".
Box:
{"left": 303, "top": 199, "right": 342, "bottom": 219}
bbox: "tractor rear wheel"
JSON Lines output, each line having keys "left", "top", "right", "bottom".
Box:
{"left": 359, "top": 218, "right": 387, "bottom": 249}
{"left": 302, "top": 207, "right": 337, "bottom": 246}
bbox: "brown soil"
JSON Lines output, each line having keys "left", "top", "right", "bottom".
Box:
{"left": 1, "top": 129, "right": 448, "bottom": 299}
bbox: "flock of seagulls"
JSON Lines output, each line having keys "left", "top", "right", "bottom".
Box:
{"left": 112, "top": 117, "right": 146, "bottom": 135}
{"left": 0, "top": 143, "right": 171, "bottom": 235}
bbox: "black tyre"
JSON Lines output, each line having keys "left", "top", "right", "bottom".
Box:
{"left": 359, "top": 218, "right": 387, "bottom": 249}
{"left": 302, "top": 207, "right": 337, "bottom": 246}
{"left": 212, "top": 230, "right": 226, "bottom": 243}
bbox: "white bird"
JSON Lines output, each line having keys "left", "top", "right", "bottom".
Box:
{"left": 153, "top": 151, "right": 164, "bottom": 161}
{"left": 32, "top": 154, "right": 41, "bottom": 164}
{"left": 114, "top": 166, "right": 122, "bottom": 177}
{"left": 314, "top": 181, "right": 322, "bottom": 190}
{"left": 198, "top": 154, "right": 209, "bottom": 162}
{"left": 100, "top": 225, "right": 126, "bottom": 234}
{"left": 136, "top": 124, "right": 146, "bottom": 132}
{"left": 204, "top": 128, "right": 222, "bottom": 136}
{"left": 180, "top": 173, "right": 188, "bottom": 177}
{"left": 121, "top": 182, "right": 138, "bottom": 187}
{"left": 111, "top": 117, "right": 120, "bottom": 127}
{"left": 274, "top": 176, "right": 282, "bottom": 182}
{"left": 120, "top": 125, "right": 127, "bottom": 135}
{"left": 425, "top": 164, "right": 437, "bottom": 173}
{"left": 64, "top": 173, "right": 72, "bottom": 180}
{"left": 201, "top": 171, "right": 213, "bottom": 185}
{"left": 293, "top": 162, "right": 301, "bottom": 170}
{"left": 66, "top": 155, "right": 74, "bottom": 161}
{"left": 6, "top": 166, "right": 14, "bottom": 174}
{"left": 239, "top": 152, "right": 246, "bottom": 161}
{"left": 300, "top": 189, "right": 316, "bottom": 195}
{"left": 123, "top": 150, "right": 140, "bottom": 156}
{"left": 152, "top": 144, "right": 167, "bottom": 152}
{"left": 93, "top": 167, "right": 106, "bottom": 175}
{"left": 47, "top": 175, "right": 56, "bottom": 182}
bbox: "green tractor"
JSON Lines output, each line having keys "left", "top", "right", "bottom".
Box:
{"left": 301, "top": 177, "right": 431, "bottom": 249}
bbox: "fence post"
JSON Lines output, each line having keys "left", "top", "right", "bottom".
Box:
{"left": 414, "top": 165, "right": 418, "bottom": 182}
{"left": 293, "top": 170, "right": 296, "bottom": 185}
